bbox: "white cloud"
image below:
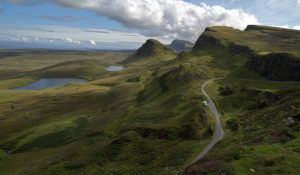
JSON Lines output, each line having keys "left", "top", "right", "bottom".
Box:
{"left": 21, "top": 36, "right": 30, "bottom": 42}
{"left": 90, "top": 40, "right": 96, "bottom": 45}
{"left": 5, "top": 0, "right": 259, "bottom": 41}
{"left": 64, "top": 38, "right": 81, "bottom": 44}
{"left": 64, "top": 38, "right": 73, "bottom": 43}
{"left": 271, "top": 25, "right": 300, "bottom": 30}
{"left": 271, "top": 25, "right": 290, "bottom": 29}
{"left": 292, "top": 26, "right": 300, "bottom": 30}
{"left": 0, "top": 24, "right": 150, "bottom": 49}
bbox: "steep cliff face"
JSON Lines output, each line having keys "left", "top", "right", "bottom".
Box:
{"left": 193, "top": 28, "right": 226, "bottom": 50}
{"left": 192, "top": 25, "right": 300, "bottom": 81}
{"left": 247, "top": 53, "right": 300, "bottom": 81}
{"left": 169, "top": 39, "right": 194, "bottom": 53}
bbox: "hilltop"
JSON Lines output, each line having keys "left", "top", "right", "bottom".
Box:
{"left": 194, "top": 25, "right": 300, "bottom": 53}
{"left": 192, "top": 25, "right": 300, "bottom": 80}
{"left": 122, "top": 39, "right": 176, "bottom": 65}
{"left": 169, "top": 39, "right": 194, "bottom": 53}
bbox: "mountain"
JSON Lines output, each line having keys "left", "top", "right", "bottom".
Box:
{"left": 1, "top": 25, "right": 300, "bottom": 175}
{"left": 194, "top": 25, "right": 300, "bottom": 52}
{"left": 192, "top": 25, "right": 300, "bottom": 80}
{"left": 168, "top": 39, "right": 194, "bottom": 53}
{"left": 122, "top": 39, "right": 176, "bottom": 65}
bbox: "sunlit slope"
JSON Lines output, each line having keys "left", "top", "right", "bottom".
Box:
{"left": 186, "top": 79, "right": 300, "bottom": 175}
{"left": 0, "top": 48, "right": 223, "bottom": 175}
{"left": 122, "top": 39, "right": 177, "bottom": 65}
{"left": 192, "top": 25, "right": 300, "bottom": 80}
{"left": 194, "top": 25, "right": 300, "bottom": 53}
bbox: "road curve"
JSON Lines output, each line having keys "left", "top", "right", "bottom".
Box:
{"left": 187, "top": 77, "right": 300, "bottom": 166}
{"left": 189, "top": 78, "right": 225, "bottom": 165}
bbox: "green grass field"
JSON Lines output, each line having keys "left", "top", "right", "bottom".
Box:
{"left": 0, "top": 49, "right": 219, "bottom": 175}
{"left": 1, "top": 25, "right": 300, "bottom": 175}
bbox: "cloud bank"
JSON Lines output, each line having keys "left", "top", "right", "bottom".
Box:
{"left": 5, "top": 0, "right": 259, "bottom": 41}
{"left": 0, "top": 24, "right": 149, "bottom": 49}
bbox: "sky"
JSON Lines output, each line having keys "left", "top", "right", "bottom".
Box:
{"left": 0, "top": 0, "right": 299, "bottom": 50}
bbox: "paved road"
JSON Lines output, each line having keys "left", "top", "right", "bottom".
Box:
{"left": 187, "top": 77, "right": 300, "bottom": 166}
{"left": 189, "top": 78, "right": 225, "bottom": 165}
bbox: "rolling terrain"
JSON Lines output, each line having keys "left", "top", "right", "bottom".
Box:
{"left": 0, "top": 25, "right": 299, "bottom": 175}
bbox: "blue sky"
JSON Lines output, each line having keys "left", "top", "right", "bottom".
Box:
{"left": 0, "top": 0, "right": 299, "bottom": 49}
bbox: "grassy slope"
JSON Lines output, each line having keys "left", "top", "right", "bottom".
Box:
{"left": 192, "top": 25, "right": 300, "bottom": 80}
{"left": 184, "top": 25, "right": 300, "bottom": 174}
{"left": 186, "top": 79, "right": 300, "bottom": 175}
{"left": 0, "top": 50, "right": 138, "bottom": 174}
{"left": 1, "top": 25, "right": 300, "bottom": 175}
{"left": 0, "top": 49, "right": 223, "bottom": 175}
{"left": 122, "top": 39, "right": 177, "bottom": 66}
{"left": 196, "top": 25, "right": 300, "bottom": 53}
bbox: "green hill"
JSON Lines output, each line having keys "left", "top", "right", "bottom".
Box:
{"left": 192, "top": 25, "right": 300, "bottom": 80}
{"left": 194, "top": 25, "right": 300, "bottom": 53}
{"left": 0, "top": 48, "right": 220, "bottom": 175}
{"left": 122, "top": 39, "right": 177, "bottom": 65}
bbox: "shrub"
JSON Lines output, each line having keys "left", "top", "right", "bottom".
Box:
{"left": 185, "top": 160, "right": 233, "bottom": 175}
{"left": 65, "top": 159, "right": 87, "bottom": 169}
{"left": 226, "top": 119, "right": 239, "bottom": 131}
{"left": 218, "top": 85, "right": 234, "bottom": 96}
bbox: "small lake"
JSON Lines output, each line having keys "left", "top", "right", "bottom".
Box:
{"left": 105, "top": 66, "right": 124, "bottom": 71}
{"left": 12, "top": 78, "right": 86, "bottom": 90}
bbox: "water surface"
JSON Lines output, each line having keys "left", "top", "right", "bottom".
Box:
{"left": 105, "top": 66, "right": 124, "bottom": 71}
{"left": 12, "top": 78, "right": 86, "bottom": 90}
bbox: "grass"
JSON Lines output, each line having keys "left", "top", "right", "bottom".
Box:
{"left": 0, "top": 48, "right": 221, "bottom": 175}
{"left": 1, "top": 25, "right": 300, "bottom": 174}
{"left": 186, "top": 79, "right": 300, "bottom": 174}
{"left": 192, "top": 25, "right": 300, "bottom": 82}
{"left": 195, "top": 25, "right": 300, "bottom": 53}
{"left": 122, "top": 39, "right": 177, "bottom": 66}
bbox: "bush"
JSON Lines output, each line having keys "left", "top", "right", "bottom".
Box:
{"left": 185, "top": 160, "right": 233, "bottom": 175}
{"left": 264, "top": 159, "right": 276, "bottom": 167}
{"left": 226, "top": 119, "right": 239, "bottom": 131}
{"left": 65, "top": 159, "right": 87, "bottom": 169}
{"left": 218, "top": 86, "right": 234, "bottom": 96}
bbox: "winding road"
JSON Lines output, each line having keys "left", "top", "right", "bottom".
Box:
{"left": 187, "top": 77, "right": 300, "bottom": 166}
{"left": 189, "top": 78, "right": 225, "bottom": 165}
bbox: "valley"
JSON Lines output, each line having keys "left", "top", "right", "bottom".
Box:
{"left": 0, "top": 25, "right": 299, "bottom": 175}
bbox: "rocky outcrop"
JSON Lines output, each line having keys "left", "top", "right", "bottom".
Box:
{"left": 247, "top": 53, "right": 300, "bottom": 81}
{"left": 229, "top": 43, "right": 253, "bottom": 55}
{"left": 169, "top": 39, "right": 194, "bottom": 53}
{"left": 193, "top": 34, "right": 225, "bottom": 50}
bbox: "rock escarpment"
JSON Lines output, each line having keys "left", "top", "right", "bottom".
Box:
{"left": 247, "top": 53, "right": 300, "bottom": 81}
